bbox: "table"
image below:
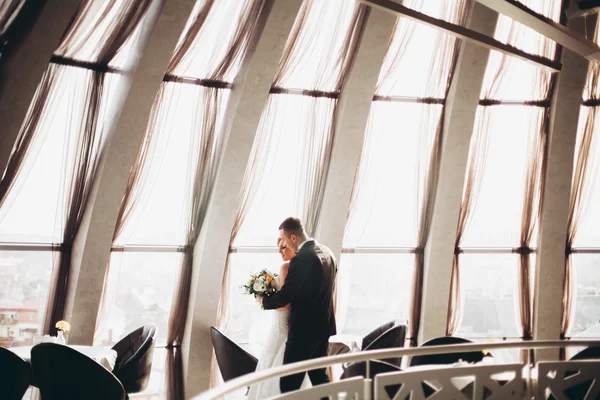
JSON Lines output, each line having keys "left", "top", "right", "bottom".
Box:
{"left": 328, "top": 334, "right": 362, "bottom": 355}
{"left": 10, "top": 345, "right": 118, "bottom": 372}
{"left": 327, "top": 334, "right": 362, "bottom": 381}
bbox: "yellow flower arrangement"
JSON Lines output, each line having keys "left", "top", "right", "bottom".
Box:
{"left": 55, "top": 320, "right": 71, "bottom": 332}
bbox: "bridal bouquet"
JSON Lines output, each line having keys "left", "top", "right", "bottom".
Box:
{"left": 242, "top": 269, "right": 278, "bottom": 297}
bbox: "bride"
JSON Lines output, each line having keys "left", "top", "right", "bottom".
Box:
{"left": 247, "top": 238, "right": 306, "bottom": 399}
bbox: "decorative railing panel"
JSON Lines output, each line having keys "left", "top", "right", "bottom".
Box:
{"left": 374, "top": 363, "right": 524, "bottom": 400}
{"left": 537, "top": 360, "right": 600, "bottom": 400}
{"left": 270, "top": 376, "right": 365, "bottom": 400}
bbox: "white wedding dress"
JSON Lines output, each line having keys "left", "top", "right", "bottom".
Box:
{"left": 247, "top": 279, "right": 310, "bottom": 399}
{"left": 246, "top": 308, "right": 290, "bottom": 399}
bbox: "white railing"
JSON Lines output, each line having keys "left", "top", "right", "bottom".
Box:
{"left": 193, "top": 339, "right": 600, "bottom": 400}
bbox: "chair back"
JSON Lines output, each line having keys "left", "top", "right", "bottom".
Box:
{"left": 0, "top": 347, "right": 32, "bottom": 400}
{"left": 361, "top": 320, "right": 395, "bottom": 350}
{"left": 363, "top": 324, "right": 407, "bottom": 366}
{"left": 31, "top": 343, "right": 126, "bottom": 400}
{"left": 210, "top": 326, "right": 258, "bottom": 382}
{"left": 111, "top": 323, "right": 156, "bottom": 393}
{"left": 570, "top": 346, "right": 600, "bottom": 361}
{"left": 409, "top": 336, "right": 488, "bottom": 367}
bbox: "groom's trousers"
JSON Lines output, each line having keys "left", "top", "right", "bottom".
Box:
{"left": 280, "top": 339, "right": 329, "bottom": 393}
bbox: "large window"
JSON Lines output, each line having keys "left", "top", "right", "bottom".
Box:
{"left": 565, "top": 24, "right": 600, "bottom": 339}
{"left": 336, "top": 1, "right": 468, "bottom": 341}
{"left": 222, "top": 0, "right": 364, "bottom": 357}
{"left": 0, "top": 0, "right": 147, "bottom": 348}
{"left": 94, "top": 1, "right": 264, "bottom": 398}
{"left": 452, "top": 0, "right": 561, "bottom": 353}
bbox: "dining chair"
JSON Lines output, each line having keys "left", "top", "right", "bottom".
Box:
{"left": 569, "top": 345, "right": 600, "bottom": 361}
{"left": 361, "top": 320, "right": 396, "bottom": 350}
{"left": 31, "top": 343, "right": 126, "bottom": 400}
{"left": 210, "top": 326, "right": 258, "bottom": 382}
{"left": 409, "top": 336, "right": 490, "bottom": 367}
{"left": 0, "top": 347, "right": 32, "bottom": 400}
{"left": 362, "top": 324, "right": 407, "bottom": 367}
{"left": 111, "top": 323, "right": 157, "bottom": 393}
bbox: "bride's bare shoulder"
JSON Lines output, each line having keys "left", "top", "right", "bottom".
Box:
{"left": 278, "top": 262, "right": 290, "bottom": 283}
{"left": 279, "top": 261, "right": 289, "bottom": 274}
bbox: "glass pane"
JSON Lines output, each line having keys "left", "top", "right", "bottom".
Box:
{"left": 0, "top": 66, "right": 119, "bottom": 243}
{"left": 461, "top": 106, "right": 545, "bottom": 248}
{"left": 403, "top": 0, "right": 468, "bottom": 22}
{"left": 0, "top": 250, "right": 53, "bottom": 347}
{"left": 456, "top": 253, "right": 521, "bottom": 338}
{"left": 274, "top": 0, "right": 359, "bottom": 92}
{"left": 233, "top": 94, "right": 336, "bottom": 247}
{"left": 54, "top": 0, "right": 148, "bottom": 66}
{"left": 95, "top": 252, "right": 181, "bottom": 346}
{"left": 491, "top": 0, "right": 560, "bottom": 59}
{"left": 480, "top": 0, "right": 560, "bottom": 102}
{"left": 342, "top": 102, "right": 443, "bottom": 248}
{"left": 572, "top": 109, "right": 600, "bottom": 248}
{"left": 115, "top": 84, "right": 230, "bottom": 246}
{"left": 337, "top": 253, "right": 413, "bottom": 337}
{"left": 481, "top": 51, "right": 554, "bottom": 102}
{"left": 224, "top": 252, "right": 287, "bottom": 357}
{"left": 170, "top": 0, "right": 258, "bottom": 81}
{"left": 376, "top": 17, "right": 458, "bottom": 98}
{"left": 571, "top": 254, "right": 600, "bottom": 337}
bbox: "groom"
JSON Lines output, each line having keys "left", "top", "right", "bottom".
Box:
{"left": 257, "top": 217, "right": 337, "bottom": 393}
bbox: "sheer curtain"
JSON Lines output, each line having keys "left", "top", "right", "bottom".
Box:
{"left": 446, "top": 110, "right": 491, "bottom": 335}
{"left": 93, "top": 1, "right": 267, "bottom": 398}
{"left": 337, "top": 0, "right": 471, "bottom": 341}
{"left": 212, "top": 0, "right": 367, "bottom": 387}
{"left": 448, "top": 0, "right": 561, "bottom": 347}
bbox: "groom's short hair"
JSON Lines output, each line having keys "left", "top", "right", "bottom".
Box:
{"left": 279, "top": 217, "right": 305, "bottom": 237}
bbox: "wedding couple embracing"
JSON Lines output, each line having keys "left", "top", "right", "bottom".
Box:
{"left": 247, "top": 217, "right": 337, "bottom": 399}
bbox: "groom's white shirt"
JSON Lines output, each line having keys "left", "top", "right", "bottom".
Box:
{"left": 298, "top": 238, "right": 314, "bottom": 251}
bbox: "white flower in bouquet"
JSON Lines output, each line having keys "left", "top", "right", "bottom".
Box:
{"left": 253, "top": 280, "right": 266, "bottom": 293}
{"left": 241, "top": 269, "right": 279, "bottom": 300}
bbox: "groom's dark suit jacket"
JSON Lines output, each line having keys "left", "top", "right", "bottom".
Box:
{"left": 262, "top": 240, "right": 337, "bottom": 344}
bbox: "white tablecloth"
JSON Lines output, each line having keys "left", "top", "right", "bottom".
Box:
{"left": 9, "top": 345, "right": 118, "bottom": 371}
{"left": 328, "top": 334, "right": 362, "bottom": 355}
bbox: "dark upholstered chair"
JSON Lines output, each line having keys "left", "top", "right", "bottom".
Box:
{"left": 210, "top": 326, "right": 258, "bottom": 382}
{"left": 361, "top": 320, "right": 396, "bottom": 350}
{"left": 0, "top": 347, "right": 32, "bottom": 400}
{"left": 111, "top": 323, "right": 156, "bottom": 394}
{"left": 31, "top": 343, "right": 126, "bottom": 400}
{"left": 570, "top": 346, "right": 600, "bottom": 361}
{"left": 362, "top": 324, "right": 407, "bottom": 367}
{"left": 409, "top": 336, "right": 489, "bottom": 367}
